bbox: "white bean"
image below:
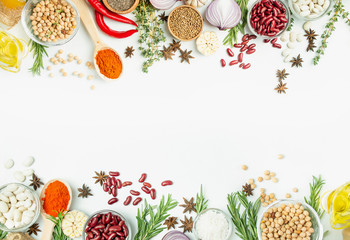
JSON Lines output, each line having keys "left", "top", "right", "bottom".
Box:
{"left": 287, "top": 42, "right": 296, "bottom": 49}
{"left": 6, "top": 184, "right": 18, "bottom": 193}
{"left": 22, "top": 156, "right": 35, "bottom": 167}
{"left": 3, "top": 191, "right": 14, "bottom": 197}
{"left": 282, "top": 49, "right": 292, "bottom": 57}
{"left": 300, "top": 10, "right": 311, "bottom": 16}
{"left": 0, "top": 216, "right": 5, "bottom": 224}
{"left": 303, "top": 21, "right": 312, "bottom": 31}
{"left": 23, "top": 210, "right": 35, "bottom": 218}
{"left": 13, "top": 171, "right": 25, "bottom": 182}
{"left": 16, "top": 193, "right": 27, "bottom": 201}
{"left": 290, "top": 32, "right": 297, "bottom": 42}
{"left": 23, "top": 200, "right": 32, "bottom": 208}
{"left": 0, "top": 201, "right": 9, "bottom": 213}
{"left": 296, "top": 33, "right": 304, "bottom": 42}
{"left": 9, "top": 196, "right": 17, "bottom": 205}
{"left": 17, "top": 206, "right": 27, "bottom": 212}
{"left": 28, "top": 203, "right": 37, "bottom": 211}
{"left": 4, "top": 159, "right": 14, "bottom": 169}
{"left": 22, "top": 169, "right": 34, "bottom": 177}
{"left": 5, "top": 219, "right": 14, "bottom": 229}
{"left": 14, "top": 209, "right": 22, "bottom": 222}
{"left": 0, "top": 194, "right": 9, "bottom": 203}
{"left": 14, "top": 221, "right": 23, "bottom": 228}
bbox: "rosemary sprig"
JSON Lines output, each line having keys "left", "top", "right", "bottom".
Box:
{"left": 287, "top": 15, "right": 294, "bottom": 31}
{"left": 195, "top": 184, "right": 208, "bottom": 214}
{"left": 314, "top": 0, "right": 350, "bottom": 65}
{"left": 29, "top": 40, "right": 48, "bottom": 76}
{"left": 227, "top": 191, "right": 261, "bottom": 240}
{"left": 304, "top": 175, "right": 326, "bottom": 218}
{"left": 134, "top": 194, "right": 177, "bottom": 240}
{"left": 223, "top": 0, "right": 249, "bottom": 47}
{"left": 134, "top": 0, "right": 166, "bottom": 73}
{"left": 48, "top": 211, "right": 72, "bottom": 240}
{"left": 0, "top": 230, "right": 7, "bottom": 240}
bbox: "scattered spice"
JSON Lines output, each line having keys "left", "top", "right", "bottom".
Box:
{"left": 307, "top": 41, "right": 316, "bottom": 52}
{"left": 93, "top": 171, "right": 109, "bottom": 186}
{"left": 77, "top": 184, "right": 93, "bottom": 198}
{"left": 164, "top": 217, "right": 178, "bottom": 230}
{"left": 180, "top": 197, "right": 196, "bottom": 214}
{"left": 169, "top": 39, "right": 182, "bottom": 53}
{"left": 125, "top": 46, "right": 135, "bottom": 58}
{"left": 290, "top": 54, "right": 303, "bottom": 68}
{"left": 242, "top": 183, "right": 254, "bottom": 197}
{"left": 275, "top": 82, "right": 288, "bottom": 94}
{"left": 161, "top": 46, "right": 175, "bottom": 61}
{"left": 276, "top": 69, "right": 289, "bottom": 81}
{"left": 179, "top": 216, "right": 193, "bottom": 233}
{"left": 43, "top": 181, "right": 70, "bottom": 217}
{"left": 105, "top": 0, "right": 135, "bottom": 12}
{"left": 179, "top": 49, "right": 194, "bottom": 64}
{"left": 29, "top": 173, "right": 43, "bottom": 191}
{"left": 304, "top": 29, "right": 318, "bottom": 42}
{"left": 27, "top": 223, "right": 41, "bottom": 236}
{"left": 159, "top": 12, "right": 168, "bottom": 22}
{"left": 168, "top": 6, "right": 203, "bottom": 41}
{"left": 95, "top": 49, "right": 122, "bottom": 79}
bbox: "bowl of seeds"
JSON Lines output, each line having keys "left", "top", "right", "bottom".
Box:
{"left": 167, "top": 5, "right": 203, "bottom": 41}
{"left": 102, "top": 0, "right": 139, "bottom": 14}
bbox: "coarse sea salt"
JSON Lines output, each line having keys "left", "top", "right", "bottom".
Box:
{"left": 196, "top": 209, "right": 230, "bottom": 240}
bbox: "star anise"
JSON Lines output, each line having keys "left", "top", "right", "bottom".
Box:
{"left": 242, "top": 183, "right": 254, "bottom": 197}
{"left": 29, "top": 173, "right": 43, "bottom": 191}
{"left": 179, "top": 49, "right": 194, "bottom": 64}
{"left": 179, "top": 216, "right": 193, "bottom": 233}
{"left": 180, "top": 197, "right": 196, "bottom": 214}
{"left": 307, "top": 41, "right": 316, "bottom": 52}
{"left": 27, "top": 223, "right": 41, "bottom": 236}
{"left": 304, "top": 29, "right": 318, "bottom": 42}
{"left": 124, "top": 46, "right": 134, "bottom": 58}
{"left": 161, "top": 46, "right": 175, "bottom": 60}
{"left": 169, "top": 39, "right": 181, "bottom": 53}
{"left": 78, "top": 184, "right": 93, "bottom": 198}
{"left": 290, "top": 54, "right": 303, "bottom": 68}
{"left": 93, "top": 171, "right": 108, "bottom": 186}
{"left": 164, "top": 216, "right": 178, "bottom": 230}
{"left": 159, "top": 12, "right": 168, "bottom": 22}
{"left": 275, "top": 82, "right": 288, "bottom": 94}
{"left": 276, "top": 69, "right": 289, "bottom": 81}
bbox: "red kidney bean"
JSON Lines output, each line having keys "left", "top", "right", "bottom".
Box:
{"left": 118, "top": 220, "right": 124, "bottom": 227}
{"left": 108, "top": 188, "right": 112, "bottom": 194}
{"left": 161, "top": 180, "right": 173, "bottom": 186}
{"left": 240, "top": 44, "right": 248, "bottom": 52}
{"left": 116, "top": 179, "right": 122, "bottom": 189}
{"left": 102, "top": 214, "right": 106, "bottom": 224}
{"left": 111, "top": 177, "right": 116, "bottom": 186}
{"left": 227, "top": 48, "right": 234, "bottom": 57}
{"left": 271, "top": 38, "right": 277, "bottom": 44}
{"left": 102, "top": 233, "right": 108, "bottom": 239}
{"left": 103, "top": 183, "right": 108, "bottom": 192}
{"left": 116, "top": 232, "right": 124, "bottom": 237}
{"left": 248, "top": 35, "right": 257, "bottom": 40}
{"left": 133, "top": 197, "right": 142, "bottom": 206}
{"left": 122, "top": 181, "right": 132, "bottom": 187}
{"left": 272, "top": 43, "right": 281, "bottom": 48}
{"left": 89, "top": 217, "right": 99, "bottom": 227}
{"left": 241, "top": 39, "right": 249, "bottom": 45}
{"left": 111, "top": 216, "right": 118, "bottom": 226}
{"left": 247, "top": 44, "right": 256, "bottom": 50}
{"left": 123, "top": 196, "right": 132, "bottom": 206}
{"left": 229, "top": 60, "right": 239, "bottom": 66}
{"left": 109, "top": 171, "right": 119, "bottom": 177}
{"left": 106, "top": 212, "right": 112, "bottom": 223}
{"left": 239, "top": 63, "right": 244, "bottom": 68}
{"left": 109, "top": 226, "right": 122, "bottom": 232}
{"left": 220, "top": 59, "right": 226, "bottom": 67}
{"left": 141, "top": 186, "right": 150, "bottom": 194}
{"left": 243, "top": 63, "right": 251, "bottom": 69}
{"left": 122, "top": 225, "right": 129, "bottom": 237}
{"left": 238, "top": 53, "right": 243, "bottom": 62}
{"left": 233, "top": 43, "right": 242, "bottom": 48}
{"left": 242, "top": 34, "right": 249, "bottom": 41}
{"left": 91, "top": 229, "right": 100, "bottom": 237}
{"left": 88, "top": 232, "right": 94, "bottom": 238}
{"left": 263, "top": 39, "right": 270, "bottom": 43}
{"left": 130, "top": 190, "right": 140, "bottom": 196}
{"left": 104, "top": 224, "right": 110, "bottom": 233}
{"left": 246, "top": 49, "right": 256, "bottom": 54}
{"left": 108, "top": 198, "right": 118, "bottom": 205}
{"left": 106, "top": 177, "right": 112, "bottom": 187}
{"left": 143, "top": 182, "right": 152, "bottom": 188}
{"left": 150, "top": 189, "right": 156, "bottom": 200}
{"left": 139, "top": 173, "right": 147, "bottom": 183}
{"left": 112, "top": 187, "right": 117, "bottom": 197}
{"left": 107, "top": 233, "right": 117, "bottom": 240}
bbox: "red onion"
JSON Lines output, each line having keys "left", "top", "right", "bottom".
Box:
{"left": 150, "top": 0, "right": 179, "bottom": 10}
{"left": 206, "top": 0, "right": 242, "bottom": 30}
{"left": 162, "top": 231, "right": 190, "bottom": 240}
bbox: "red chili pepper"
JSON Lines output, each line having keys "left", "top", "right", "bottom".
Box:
{"left": 95, "top": 11, "right": 138, "bottom": 38}
{"left": 88, "top": 0, "right": 138, "bottom": 27}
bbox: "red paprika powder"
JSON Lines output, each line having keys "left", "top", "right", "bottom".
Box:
{"left": 43, "top": 181, "right": 70, "bottom": 217}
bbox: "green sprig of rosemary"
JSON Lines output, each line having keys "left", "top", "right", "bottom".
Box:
{"left": 0, "top": 230, "right": 7, "bottom": 240}
{"left": 134, "top": 0, "right": 166, "bottom": 73}
{"left": 304, "top": 175, "right": 326, "bottom": 218}
{"left": 29, "top": 40, "right": 48, "bottom": 76}
{"left": 195, "top": 184, "right": 208, "bottom": 214}
{"left": 223, "top": 0, "right": 249, "bottom": 47}
{"left": 287, "top": 16, "right": 294, "bottom": 31}
{"left": 48, "top": 211, "right": 72, "bottom": 240}
{"left": 135, "top": 195, "right": 177, "bottom": 240}
{"left": 314, "top": 0, "right": 350, "bottom": 65}
{"left": 227, "top": 191, "right": 261, "bottom": 240}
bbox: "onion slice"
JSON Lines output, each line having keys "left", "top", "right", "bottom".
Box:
{"left": 150, "top": 0, "right": 179, "bottom": 10}
{"left": 206, "top": 0, "right": 242, "bottom": 30}
{"left": 162, "top": 231, "right": 190, "bottom": 240}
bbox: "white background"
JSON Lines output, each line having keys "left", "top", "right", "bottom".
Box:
{"left": 1, "top": 0, "right": 350, "bottom": 239}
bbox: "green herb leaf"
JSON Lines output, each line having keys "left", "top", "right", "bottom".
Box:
{"left": 304, "top": 175, "right": 326, "bottom": 218}
{"left": 29, "top": 40, "right": 48, "bottom": 76}
{"left": 48, "top": 211, "right": 72, "bottom": 240}
{"left": 195, "top": 184, "right": 209, "bottom": 214}
{"left": 0, "top": 230, "right": 7, "bottom": 240}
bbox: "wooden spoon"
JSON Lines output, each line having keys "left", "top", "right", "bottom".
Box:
{"left": 40, "top": 179, "right": 72, "bottom": 240}
{"left": 71, "top": 0, "right": 123, "bottom": 81}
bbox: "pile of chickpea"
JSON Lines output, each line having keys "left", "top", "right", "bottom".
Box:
{"left": 29, "top": 0, "right": 77, "bottom": 42}
{"left": 260, "top": 203, "right": 315, "bottom": 240}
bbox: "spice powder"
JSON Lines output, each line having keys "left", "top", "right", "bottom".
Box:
{"left": 169, "top": 7, "right": 202, "bottom": 40}
{"left": 95, "top": 49, "right": 122, "bottom": 79}
{"left": 106, "top": 0, "right": 135, "bottom": 11}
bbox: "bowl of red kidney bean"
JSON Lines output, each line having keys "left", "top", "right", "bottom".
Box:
{"left": 248, "top": 0, "right": 290, "bottom": 39}
{"left": 83, "top": 210, "right": 131, "bottom": 240}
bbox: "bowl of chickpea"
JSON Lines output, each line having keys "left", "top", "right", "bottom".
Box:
{"left": 21, "top": 0, "right": 80, "bottom": 46}
{"left": 257, "top": 200, "right": 323, "bottom": 240}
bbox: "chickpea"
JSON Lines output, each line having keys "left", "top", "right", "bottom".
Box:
{"left": 248, "top": 178, "right": 254, "bottom": 184}
{"left": 78, "top": 73, "right": 84, "bottom": 78}
{"left": 241, "top": 165, "right": 248, "bottom": 170}
{"left": 49, "top": 73, "right": 54, "bottom": 77}
{"left": 272, "top": 177, "right": 279, "bottom": 183}
{"left": 264, "top": 175, "right": 271, "bottom": 180}
{"left": 285, "top": 193, "right": 291, "bottom": 198}
{"left": 264, "top": 170, "right": 270, "bottom": 175}
{"left": 87, "top": 75, "right": 94, "bottom": 80}
{"left": 293, "top": 188, "right": 298, "bottom": 193}
{"left": 90, "top": 85, "right": 96, "bottom": 90}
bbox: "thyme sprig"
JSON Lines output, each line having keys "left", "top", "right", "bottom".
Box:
{"left": 48, "top": 211, "right": 72, "bottom": 240}
{"left": 314, "top": 0, "right": 350, "bottom": 65}
{"left": 29, "top": 40, "right": 48, "bottom": 76}
{"left": 227, "top": 191, "right": 261, "bottom": 240}
{"left": 0, "top": 230, "right": 7, "bottom": 240}
{"left": 134, "top": 0, "right": 166, "bottom": 73}
{"left": 304, "top": 176, "right": 326, "bottom": 218}
{"left": 195, "top": 184, "right": 208, "bottom": 214}
{"left": 135, "top": 195, "right": 177, "bottom": 240}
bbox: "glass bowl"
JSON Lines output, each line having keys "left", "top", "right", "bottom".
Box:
{"left": 288, "top": 0, "right": 332, "bottom": 21}
{"left": 193, "top": 208, "right": 233, "bottom": 240}
{"left": 248, "top": 0, "right": 291, "bottom": 39}
{"left": 0, "top": 183, "right": 40, "bottom": 232}
{"left": 83, "top": 210, "right": 132, "bottom": 240}
{"left": 21, "top": 0, "right": 80, "bottom": 47}
{"left": 257, "top": 199, "right": 324, "bottom": 240}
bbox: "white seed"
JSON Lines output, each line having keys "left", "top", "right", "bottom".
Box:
{"left": 303, "top": 21, "right": 312, "bottom": 31}
{"left": 300, "top": 10, "right": 311, "bottom": 16}
{"left": 13, "top": 171, "right": 25, "bottom": 182}
{"left": 4, "top": 159, "right": 14, "bottom": 169}
{"left": 282, "top": 49, "right": 292, "bottom": 57}
{"left": 280, "top": 32, "right": 289, "bottom": 42}
{"left": 0, "top": 195, "right": 9, "bottom": 203}
{"left": 14, "top": 187, "right": 25, "bottom": 195}
{"left": 284, "top": 55, "right": 292, "bottom": 63}
{"left": 0, "top": 201, "right": 9, "bottom": 213}
{"left": 296, "top": 33, "right": 303, "bottom": 42}
{"left": 293, "top": 3, "right": 301, "bottom": 13}
{"left": 287, "top": 42, "right": 296, "bottom": 49}
{"left": 22, "top": 169, "right": 34, "bottom": 177}
{"left": 323, "top": 0, "right": 330, "bottom": 9}
{"left": 16, "top": 193, "right": 27, "bottom": 201}
{"left": 289, "top": 32, "right": 297, "bottom": 42}
{"left": 22, "top": 156, "right": 35, "bottom": 167}
{"left": 5, "top": 219, "right": 14, "bottom": 229}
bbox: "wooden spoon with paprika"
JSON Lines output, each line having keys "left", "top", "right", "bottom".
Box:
{"left": 40, "top": 179, "right": 72, "bottom": 240}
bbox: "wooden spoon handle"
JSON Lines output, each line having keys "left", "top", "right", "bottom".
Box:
{"left": 71, "top": 0, "right": 102, "bottom": 44}
{"left": 343, "top": 228, "right": 350, "bottom": 240}
{"left": 41, "top": 218, "right": 55, "bottom": 240}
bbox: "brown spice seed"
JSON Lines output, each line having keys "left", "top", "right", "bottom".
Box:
{"left": 169, "top": 7, "right": 202, "bottom": 40}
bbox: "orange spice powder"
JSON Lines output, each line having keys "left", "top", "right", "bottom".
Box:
{"left": 95, "top": 49, "right": 122, "bottom": 79}
{"left": 43, "top": 181, "right": 70, "bottom": 217}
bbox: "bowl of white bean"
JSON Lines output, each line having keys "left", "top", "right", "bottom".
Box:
{"left": 257, "top": 199, "right": 323, "bottom": 240}
{"left": 21, "top": 0, "right": 80, "bottom": 47}
{"left": 288, "top": 0, "right": 331, "bottom": 21}
{"left": 0, "top": 183, "right": 40, "bottom": 232}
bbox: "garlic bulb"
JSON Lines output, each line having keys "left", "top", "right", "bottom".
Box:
{"left": 184, "top": 0, "right": 207, "bottom": 8}
{"left": 62, "top": 210, "right": 87, "bottom": 239}
{"left": 196, "top": 31, "right": 220, "bottom": 56}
